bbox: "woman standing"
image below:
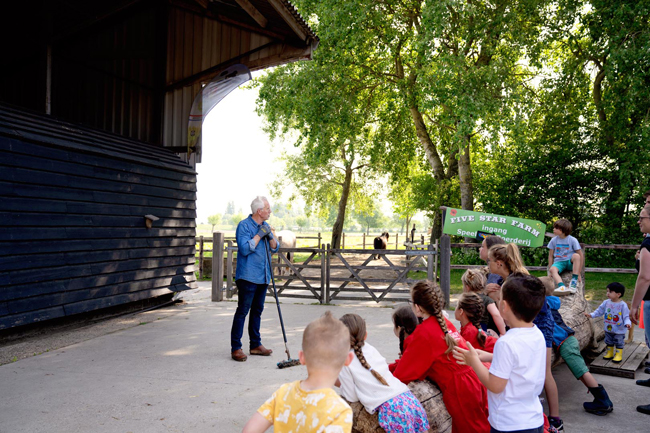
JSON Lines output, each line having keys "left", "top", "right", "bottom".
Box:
{"left": 631, "top": 204, "right": 650, "bottom": 415}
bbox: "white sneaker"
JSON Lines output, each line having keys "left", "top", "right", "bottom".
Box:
{"left": 554, "top": 285, "right": 576, "bottom": 296}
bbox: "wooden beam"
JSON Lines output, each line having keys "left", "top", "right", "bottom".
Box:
{"left": 266, "top": 0, "right": 307, "bottom": 42}
{"left": 234, "top": 0, "right": 268, "bottom": 28}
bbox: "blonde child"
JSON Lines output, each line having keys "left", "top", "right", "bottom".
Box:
{"left": 462, "top": 268, "right": 507, "bottom": 336}
{"left": 337, "top": 314, "right": 429, "bottom": 432}
{"left": 390, "top": 280, "right": 490, "bottom": 433}
{"left": 242, "top": 311, "right": 353, "bottom": 433}
{"left": 456, "top": 292, "right": 498, "bottom": 353}
{"left": 392, "top": 304, "right": 420, "bottom": 357}
{"left": 453, "top": 273, "right": 548, "bottom": 433}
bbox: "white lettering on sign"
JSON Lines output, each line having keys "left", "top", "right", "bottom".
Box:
{"left": 456, "top": 229, "right": 477, "bottom": 237}
{"left": 482, "top": 225, "right": 507, "bottom": 236}
{"left": 509, "top": 219, "right": 541, "bottom": 238}
{"left": 479, "top": 215, "right": 507, "bottom": 224}
{"left": 450, "top": 215, "right": 475, "bottom": 224}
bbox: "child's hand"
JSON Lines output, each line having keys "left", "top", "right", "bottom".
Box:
{"left": 583, "top": 312, "right": 591, "bottom": 318}
{"left": 626, "top": 324, "right": 631, "bottom": 329}
{"left": 486, "top": 329, "right": 499, "bottom": 338}
{"left": 453, "top": 342, "right": 479, "bottom": 366}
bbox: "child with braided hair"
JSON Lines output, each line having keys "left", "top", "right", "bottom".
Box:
{"left": 391, "top": 280, "right": 490, "bottom": 433}
{"left": 337, "top": 313, "right": 429, "bottom": 432}
{"left": 392, "top": 304, "right": 420, "bottom": 357}
{"left": 456, "top": 292, "right": 498, "bottom": 353}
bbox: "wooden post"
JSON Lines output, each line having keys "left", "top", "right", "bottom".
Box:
{"left": 320, "top": 243, "right": 326, "bottom": 304}
{"left": 326, "top": 243, "right": 331, "bottom": 303}
{"left": 342, "top": 232, "right": 345, "bottom": 249}
{"left": 363, "top": 233, "right": 366, "bottom": 249}
{"left": 433, "top": 239, "right": 439, "bottom": 283}
{"left": 440, "top": 234, "right": 451, "bottom": 307}
{"left": 318, "top": 232, "right": 321, "bottom": 249}
{"left": 421, "top": 234, "right": 425, "bottom": 245}
{"left": 427, "top": 243, "right": 434, "bottom": 281}
{"left": 226, "top": 240, "right": 234, "bottom": 298}
{"left": 395, "top": 233, "right": 399, "bottom": 249}
{"left": 212, "top": 232, "right": 224, "bottom": 302}
{"left": 277, "top": 236, "right": 283, "bottom": 276}
{"left": 198, "top": 236, "right": 204, "bottom": 280}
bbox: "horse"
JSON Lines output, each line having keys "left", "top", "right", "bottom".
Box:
{"left": 373, "top": 232, "right": 389, "bottom": 260}
{"left": 276, "top": 230, "right": 297, "bottom": 276}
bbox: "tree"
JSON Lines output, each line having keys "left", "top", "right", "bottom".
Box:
{"left": 256, "top": 57, "right": 383, "bottom": 248}
{"left": 295, "top": 216, "right": 309, "bottom": 232}
{"left": 224, "top": 201, "right": 235, "bottom": 215}
{"left": 207, "top": 214, "right": 221, "bottom": 233}
{"left": 230, "top": 213, "right": 245, "bottom": 228}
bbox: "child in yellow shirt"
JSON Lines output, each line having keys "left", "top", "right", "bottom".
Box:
{"left": 242, "top": 311, "right": 354, "bottom": 432}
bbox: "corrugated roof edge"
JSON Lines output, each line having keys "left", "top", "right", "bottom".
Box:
{"left": 280, "top": 0, "right": 319, "bottom": 42}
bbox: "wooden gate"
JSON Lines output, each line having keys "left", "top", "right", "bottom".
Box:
{"left": 212, "top": 232, "right": 438, "bottom": 304}
{"left": 325, "top": 246, "right": 436, "bottom": 303}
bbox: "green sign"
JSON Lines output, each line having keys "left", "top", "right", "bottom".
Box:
{"left": 442, "top": 208, "right": 547, "bottom": 248}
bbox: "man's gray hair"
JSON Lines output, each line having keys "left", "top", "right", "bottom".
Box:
{"left": 251, "top": 196, "right": 268, "bottom": 214}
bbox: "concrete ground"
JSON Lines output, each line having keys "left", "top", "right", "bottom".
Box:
{"left": 1, "top": 282, "right": 649, "bottom": 433}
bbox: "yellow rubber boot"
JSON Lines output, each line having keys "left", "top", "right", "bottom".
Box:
{"left": 613, "top": 348, "right": 623, "bottom": 363}
{"left": 603, "top": 346, "right": 614, "bottom": 360}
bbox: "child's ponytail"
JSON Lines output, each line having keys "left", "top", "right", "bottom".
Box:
{"left": 505, "top": 243, "right": 529, "bottom": 275}
{"left": 411, "top": 280, "right": 457, "bottom": 354}
{"left": 340, "top": 313, "right": 389, "bottom": 386}
{"left": 458, "top": 293, "right": 487, "bottom": 348}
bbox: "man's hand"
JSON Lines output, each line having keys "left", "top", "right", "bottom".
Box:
{"left": 256, "top": 225, "right": 271, "bottom": 239}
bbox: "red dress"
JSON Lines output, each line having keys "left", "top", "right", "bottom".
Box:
{"left": 391, "top": 317, "right": 490, "bottom": 433}
{"left": 460, "top": 323, "right": 497, "bottom": 353}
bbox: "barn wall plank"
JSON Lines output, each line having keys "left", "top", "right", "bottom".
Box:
{"left": 0, "top": 107, "right": 197, "bottom": 329}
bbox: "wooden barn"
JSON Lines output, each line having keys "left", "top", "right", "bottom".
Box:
{"left": 0, "top": 0, "right": 318, "bottom": 330}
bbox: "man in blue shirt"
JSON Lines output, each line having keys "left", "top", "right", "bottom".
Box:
{"left": 230, "top": 196, "right": 279, "bottom": 362}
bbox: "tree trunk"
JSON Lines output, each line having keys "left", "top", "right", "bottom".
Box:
{"left": 458, "top": 139, "right": 475, "bottom": 242}
{"left": 331, "top": 164, "right": 353, "bottom": 249}
{"left": 408, "top": 105, "right": 445, "bottom": 180}
{"left": 458, "top": 139, "right": 474, "bottom": 211}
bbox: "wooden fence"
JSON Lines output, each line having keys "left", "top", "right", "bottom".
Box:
{"left": 208, "top": 232, "right": 438, "bottom": 303}
{"left": 195, "top": 231, "right": 428, "bottom": 279}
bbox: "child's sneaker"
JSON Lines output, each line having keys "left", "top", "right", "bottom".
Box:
{"left": 569, "top": 279, "right": 578, "bottom": 290}
{"left": 549, "top": 417, "right": 564, "bottom": 432}
{"left": 554, "top": 285, "right": 576, "bottom": 296}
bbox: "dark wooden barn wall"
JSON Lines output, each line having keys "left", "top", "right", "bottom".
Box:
{"left": 0, "top": 104, "right": 197, "bottom": 330}
{"left": 52, "top": 3, "right": 164, "bottom": 145}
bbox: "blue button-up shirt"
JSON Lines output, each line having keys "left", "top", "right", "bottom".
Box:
{"left": 235, "top": 215, "right": 279, "bottom": 284}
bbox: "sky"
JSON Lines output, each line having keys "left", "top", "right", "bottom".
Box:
{"left": 195, "top": 71, "right": 289, "bottom": 224}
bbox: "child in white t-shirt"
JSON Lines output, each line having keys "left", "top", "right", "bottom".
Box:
{"left": 337, "top": 313, "right": 429, "bottom": 433}
{"left": 454, "top": 273, "right": 547, "bottom": 433}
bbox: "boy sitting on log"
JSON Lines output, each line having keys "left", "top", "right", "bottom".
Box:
{"left": 540, "top": 277, "right": 614, "bottom": 416}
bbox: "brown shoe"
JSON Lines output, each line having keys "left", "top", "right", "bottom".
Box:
{"left": 231, "top": 349, "right": 247, "bottom": 362}
{"left": 250, "top": 345, "right": 273, "bottom": 356}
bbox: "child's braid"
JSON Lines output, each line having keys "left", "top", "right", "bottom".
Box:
{"left": 412, "top": 280, "right": 458, "bottom": 355}
{"left": 458, "top": 293, "right": 487, "bottom": 347}
{"left": 340, "top": 313, "right": 389, "bottom": 386}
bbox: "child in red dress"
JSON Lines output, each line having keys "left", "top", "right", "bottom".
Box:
{"left": 390, "top": 280, "right": 490, "bottom": 433}
{"left": 456, "top": 292, "right": 498, "bottom": 353}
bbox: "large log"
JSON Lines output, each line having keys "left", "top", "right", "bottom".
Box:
{"left": 550, "top": 270, "right": 604, "bottom": 364}
{"left": 347, "top": 380, "right": 451, "bottom": 433}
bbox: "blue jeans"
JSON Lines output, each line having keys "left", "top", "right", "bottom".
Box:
{"left": 643, "top": 301, "right": 650, "bottom": 347}
{"left": 604, "top": 331, "right": 625, "bottom": 349}
{"left": 230, "top": 279, "right": 268, "bottom": 352}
